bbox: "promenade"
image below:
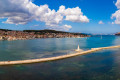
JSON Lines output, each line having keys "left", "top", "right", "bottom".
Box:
{"left": 0, "top": 45, "right": 120, "bottom": 66}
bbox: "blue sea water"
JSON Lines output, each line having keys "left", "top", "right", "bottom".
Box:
{"left": 0, "top": 35, "right": 120, "bottom": 80}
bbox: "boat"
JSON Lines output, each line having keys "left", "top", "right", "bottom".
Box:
{"left": 101, "top": 35, "right": 102, "bottom": 39}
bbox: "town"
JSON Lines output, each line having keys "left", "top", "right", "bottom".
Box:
{"left": 0, "top": 29, "right": 89, "bottom": 41}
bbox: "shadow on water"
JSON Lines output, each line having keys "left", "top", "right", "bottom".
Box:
{"left": 0, "top": 49, "right": 120, "bottom": 80}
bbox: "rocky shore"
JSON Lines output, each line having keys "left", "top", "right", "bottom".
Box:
{"left": 0, "top": 29, "right": 90, "bottom": 41}
{"left": 115, "top": 32, "right": 120, "bottom": 35}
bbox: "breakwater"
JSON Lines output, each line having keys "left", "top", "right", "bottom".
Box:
{"left": 0, "top": 45, "right": 120, "bottom": 66}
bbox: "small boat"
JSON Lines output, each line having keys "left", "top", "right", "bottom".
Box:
{"left": 101, "top": 35, "right": 102, "bottom": 39}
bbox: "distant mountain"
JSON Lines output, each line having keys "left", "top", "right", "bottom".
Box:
{"left": 115, "top": 32, "right": 120, "bottom": 35}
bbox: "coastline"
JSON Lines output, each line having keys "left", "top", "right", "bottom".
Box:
{"left": 0, "top": 45, "right": 120, "bottom": 66}
{"left": 0, "top": 29, "right": 89, "bottom": 41}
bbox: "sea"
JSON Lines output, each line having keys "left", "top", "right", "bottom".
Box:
{"left": 0, "top": 35, "right": 120, "bottom": 80}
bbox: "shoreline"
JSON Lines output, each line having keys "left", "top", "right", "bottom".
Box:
{"left": 0, "top": 45, "right": 120, "bottom": 66}
{"left": 0, "top": 29, "right": 89, "bottom": 41}
{"left": 0, "top": 36, "right": 88, "bottom": 41}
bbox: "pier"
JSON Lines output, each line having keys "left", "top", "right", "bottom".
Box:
{"left": 0, "top": 45, "right": 120, "bottom": 66}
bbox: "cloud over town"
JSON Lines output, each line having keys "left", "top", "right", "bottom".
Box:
{"left": 0, "top": 0, "right": 89, "bottom": 31}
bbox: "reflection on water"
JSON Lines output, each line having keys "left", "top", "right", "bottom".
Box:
{"left": 0, "top": 36, "right": 120, "bottom": 80}
{"left": 0, "top": 35, "right": 119, "bottom": 61}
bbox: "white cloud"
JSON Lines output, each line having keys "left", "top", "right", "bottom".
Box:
{"left": 111, "top": 10, "right": 120, "bottom": 24}
{"left": 111, "top": 0, "right": 120, "bottom": 24}
{"left": 58, "top": 6, "right": 89, "bottom": 22}
{"left": 62, "top": 25, "right": 72, "bottom": 31}
{"left": 34, "top": 25, "right": 39, "bottom": 26}
{"left": 0, "top": 0, "right": 63, "bottom": 26}
{"left": 0, "top": 0, "right": 89, "bottom": 31}
{"left": 98, "top": 20, "right": 104, "bottom": 24}
{"left": 115, "top": 0, "right": 120, "bottom": 9}
{"left": 112, "top": 22, "right": 115, "bottom": 24}
{"left": 47, "top": 24, "right": 72, "bottom": 31}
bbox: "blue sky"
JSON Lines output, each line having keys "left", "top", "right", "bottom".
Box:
{"left": 0, "top": 0, "right": 120, "bottom": 34}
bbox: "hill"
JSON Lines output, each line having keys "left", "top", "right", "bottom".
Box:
{"left": 115, "top": 32, "right": 120, "bottom": 35}
{"left": 0, "top": 29, "right": 89, "bottom": 41}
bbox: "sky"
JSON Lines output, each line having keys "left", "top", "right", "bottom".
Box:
{"left": 0, "top": 0, "right": 120, "bottom": 34}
